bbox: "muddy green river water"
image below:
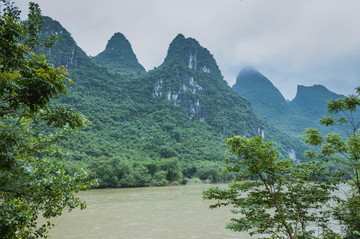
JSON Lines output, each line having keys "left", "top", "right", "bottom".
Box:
{"left": 47, "top": 184, "right": 250, "bottom": 239}
{"left": 46, "top": 183, "right": 346, "bottom": 239}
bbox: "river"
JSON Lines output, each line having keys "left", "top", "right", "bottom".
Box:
{"left": 46, "top": 184, "right": 250, "bottom": 239}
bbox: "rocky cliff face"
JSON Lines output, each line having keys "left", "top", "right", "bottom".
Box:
{"left": 147, "top": 34, "right": 262, "bottom": 136}
{"left": 164, "top": 34, "right": 221, "bottom": 76}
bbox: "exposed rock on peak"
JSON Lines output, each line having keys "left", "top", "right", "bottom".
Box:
{"left": 93, "top": 32, "right": 145, "bottom": 73}
{"left": 147, "top": 35, "right": 262, "bottom": 137}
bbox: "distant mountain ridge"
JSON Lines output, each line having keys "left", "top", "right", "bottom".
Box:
{"left": 232, "top": 67, "right": 345, "bottom": 138}
{"left": 290, "top": 84, "right": 344, "bottom": 119}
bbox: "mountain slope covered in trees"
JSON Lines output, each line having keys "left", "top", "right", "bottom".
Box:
{"left": 37, "top": 16, "right": 347, "bottom": 187}
{"left": 38, "top": 17, "right": 271, "bottom": 187}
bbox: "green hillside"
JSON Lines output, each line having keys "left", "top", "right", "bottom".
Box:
{"left": 38, "top": 17, "right": 265, "bottom": 187}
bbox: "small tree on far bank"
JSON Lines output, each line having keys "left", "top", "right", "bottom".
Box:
{"left": 203, "top": 136, "right": 340, "bottom": 239}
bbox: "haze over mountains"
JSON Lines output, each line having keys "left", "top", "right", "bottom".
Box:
{"left": 38, "top": 16, "right": 349, "bottom": 187}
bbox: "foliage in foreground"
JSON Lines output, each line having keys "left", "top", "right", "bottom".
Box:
{"left": 204, "top": 87, "right": 360, "bottom": 239}
{"left": 203, "top": 136, "right": 339, "bottom": 239}
{"left": 0, "top": 1, "right": 96, "bottom": 238}
{"left": 303, "top": 86, "right": 360, "bottom": 239}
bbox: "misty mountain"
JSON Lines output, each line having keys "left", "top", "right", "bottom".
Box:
{"left": 232, "top": 66, "right": 288, "bottom": 118}
{"left": 37, "top": 15, "right": 348, "bottom": 187}
{"left": 232, "top": 67, "right": 345, "bottom": 138}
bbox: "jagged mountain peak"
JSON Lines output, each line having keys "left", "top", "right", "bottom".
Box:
{"left": 163, "top": 34, "right": 221, "bottom": 75}
{"left": 105, "top": 32, "right": 130, "bottom": 50}
{"left": 93, "top": 32, "right": 145, "bottom": 73}
{"left": 294, "top": 84, "right": 336, "bottom": 96}
{"left": 173, "top": 33, "right": 186, "bottom": 42}
{"left": 38, "top": 16, "right": 91, "bottom": 69}
{"left": 148, "top": 36, "right": 261, "bottom": 137}
{"left": 41, "top": 16, "right": 71, "bottom": 36}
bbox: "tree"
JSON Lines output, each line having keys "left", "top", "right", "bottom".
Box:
{"left": 303, "top": 87, "right": 360, "bottom": 239}
{"left": 0, "top": 1, "right": 96, "bottom": 238}
{"left": 203, "top": 136, "right": 339, "bottom": 239}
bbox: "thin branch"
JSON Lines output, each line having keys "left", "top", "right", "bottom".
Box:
{"left": 0, "top": 95, "right": 16, "bottom": 104}
{"left": 0, "top": 109, "right": 14, "bottom": 117}
{"left": 11, "top": 109, "right": 26, "bottom": 129}
{"left": 341, "top": 109, "right": 352, "bottom": 128}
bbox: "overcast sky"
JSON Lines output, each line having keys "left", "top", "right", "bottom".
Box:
{"left": 14, "top": 0, "right": 360, "bottom": 100}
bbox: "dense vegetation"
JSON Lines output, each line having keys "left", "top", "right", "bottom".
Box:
{"left": 32, "top": 17, "right": 270, "bottom": 187}
{"left": 2, "top": 1, "right": 359, "bottom": 238}
{"left": 0, "top": 2, "right": 95, "bottom": 238}
{"left": 32, "top": 13, "right": 354, "bottom": 189}
{"left": 204, "top": 136, "right": 339, "bottom": 239}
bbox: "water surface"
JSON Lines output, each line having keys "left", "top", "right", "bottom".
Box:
{"left": 47, "top": 184, "right": 251, "bottom": 239}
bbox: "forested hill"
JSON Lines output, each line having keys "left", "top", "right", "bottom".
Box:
{"left": 37, "top": 16, "right": 274, "bottom": 187}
